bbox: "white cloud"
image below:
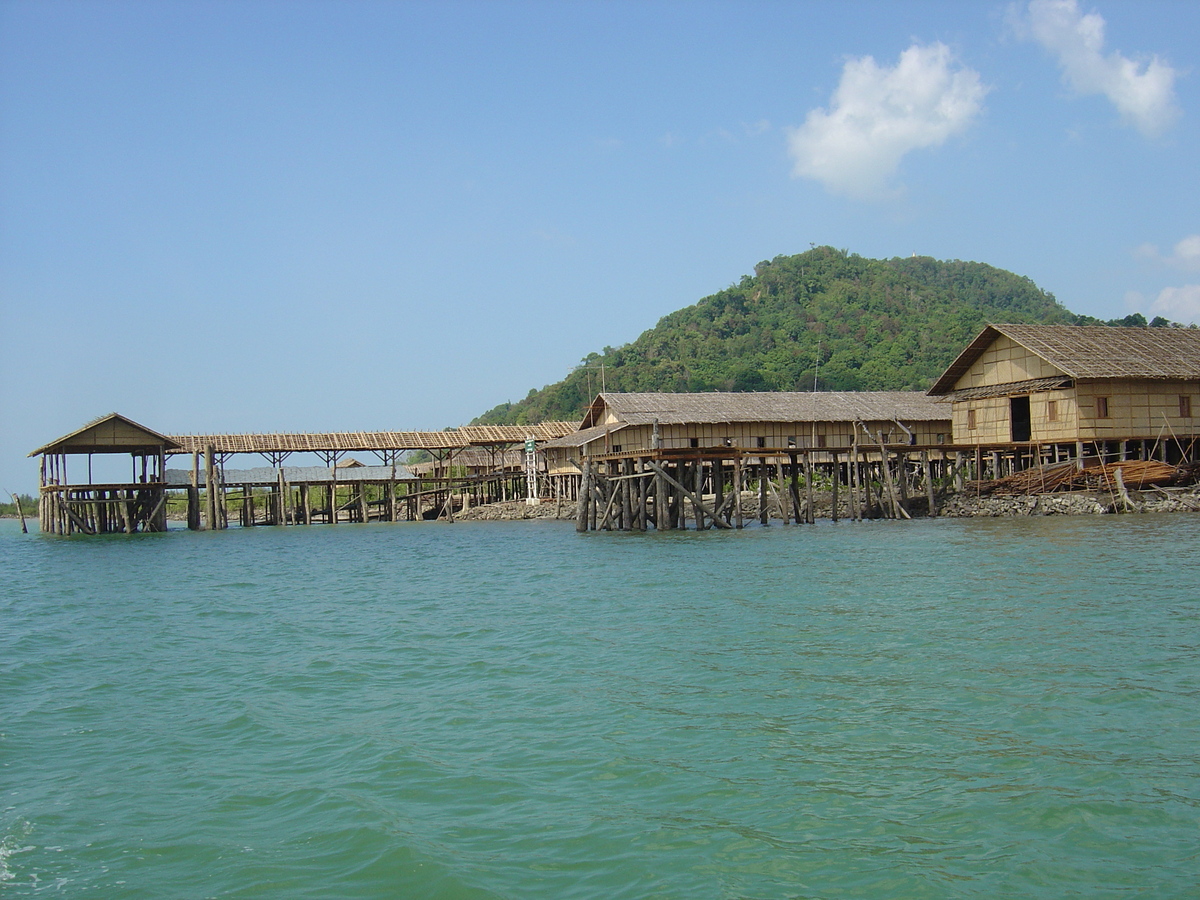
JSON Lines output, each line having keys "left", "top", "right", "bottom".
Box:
{"left": 787, "top": 43, "right": 987, "bottom": 200}
{"left": 1169, "top": 235, "right": 1200, "bottom": 269}
{"left": 1133, "top": 234, "right": 1200, "bottom": 270}
{"left": 1148, "top": 285, "right": 1200, "bottom": 324}
{"left": 1024, "top": 0, "right": 1179, "bottom": 137}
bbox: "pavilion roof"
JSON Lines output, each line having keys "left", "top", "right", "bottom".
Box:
{"left": 30, "top": 413, "right": 181, "bottom": 457}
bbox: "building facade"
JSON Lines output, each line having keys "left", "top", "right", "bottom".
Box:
{"left": 928, "top": 324, "right": 1200, "bottom": 460}
{"left": 543, "top": 391, "right": 951, "bottom": 473}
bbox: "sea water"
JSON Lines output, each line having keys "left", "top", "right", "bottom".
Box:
{"left": 1, "top": 515, "right": 1197, "bottom": 899}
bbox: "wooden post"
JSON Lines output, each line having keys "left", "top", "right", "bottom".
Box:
{"left": 787, "top": 453, "right": 800, "bottom": 524}
{"left": 278, "top": 469, "right": 287, "bottom": 525}
{"left": 635, "top": 460, "right": 647, "bottom": 531}
{"left": 621, "top": 459, "right": 634, "bottom": 531}
{"left": 830, "top": 452, "right": 840, "bottom": 523}
{"left": 645, "top": 460, "right": 731, "bottom": 529}
{"left": 849, "top": 440, "right": 859, "bottom": 521}
{"left": 204, "top": 445, "right": 217, "bottom": 530}
{"left": 804, "top": 450, "right": 815, "bottom": 524}
{"left": 729, "top": 458, "right": 739, "bottom": 528}
{"left": 923, "top": 450, "right": 936, "bottom": 517}
{"left": 758, "top": 458, "right": 768, "bottom": 526}
{"left": 655, "top": 461, "right": 670, "bottom": 531}
{"left": 218, "top": 468, "right": 228, "bottom": 529}
{"left": 576, "top": 461, "right": 591, "bottom": 532}
{"left": 878, "top": 446, "right": 910, "bottom": 519}
{"left": 388, "top": 468, "right": 397, "bottom": 522}
{"left": 186, "top": 451, "right": 200, "bottom": 531}
{"left": 589, "top": 474, "right": 601, "bottom": 532}
{"left": 12, "top": 493, "right": 28, "bottom": 533}
{"left": 329, "top": 463, "right": 339, "bottom": 524}
{"left": 714, "top": 458, "right": 724, "bottom": 527}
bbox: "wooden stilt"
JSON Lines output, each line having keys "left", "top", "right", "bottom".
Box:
{"left": 923, "top": 450, "right": 936, "bottom": 517}
{"left": 804, "top": 450, "right": 815, "bottom": 524}
{"left": 645, "top": 461, "right": 730, "bottom": 529}
{"left": 621, "top": 459, "right": 634, "bottom": 531}
{"left": 830, "top": 451, "right": 839, "bottom": 523}
{"left": 788, "top": 453, "right": 801, "bottom": 524}
{"left": 576, "top": 462, "right": 592, "bottom": 532}
{"left": 758, "top": 458, "right": 768, "bottom": 526}
{"left": 204, "top": 445, "right": 217, "bottom": 530}
{"left": 655, "top": 462, "right": 671, "bottom": 531}
{"left": 734, "top": 455, "right": 744, "bottom": 529}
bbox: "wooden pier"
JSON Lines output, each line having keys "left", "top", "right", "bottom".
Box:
{"left": 163, "top": 423, "right": 575, "bottom": 530}
{"left": 570, "top": 435, "right": 1200, "bottom": 531}
{"left": 572, "top": 442, "right": 948, "bottom": 531}
{"left": 29, "top": 415, "right": 576, "bottom": 535}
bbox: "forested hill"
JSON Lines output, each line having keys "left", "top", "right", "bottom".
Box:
{"left": 473, "top": 247, "right": 1160, "bottom": 426}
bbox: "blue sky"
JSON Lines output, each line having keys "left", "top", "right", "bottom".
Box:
{"left": 2, "top": 0, "right": 1198, "bottom": 492}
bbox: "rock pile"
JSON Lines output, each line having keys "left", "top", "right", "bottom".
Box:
{"left": 455, "top": 499, "right": 575, "bottom": 521}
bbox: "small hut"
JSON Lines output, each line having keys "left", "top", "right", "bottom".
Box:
{"left": 29, "top": 413, "right": 179, "bottom": 534}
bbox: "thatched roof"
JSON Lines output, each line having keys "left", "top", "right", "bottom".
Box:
{"left": 930, "top": 325, "right": 1200, "bottom": 395}
{"left": 580, "top": 392, "right": 948, "bottom": 429}
{"left": 30, "top": 412, "right": 181, "bottom": 457}
{"left": 164, "top": 464, "right": 415, "bottom": 486}
{"left": 165, "top": 423, "right": 577, "bottom": 455}
{"left": 542, "top": 424, "right": 625, "bottom": 451}
{"left": 406, "top": 448, "right": 526, "bottom": 474}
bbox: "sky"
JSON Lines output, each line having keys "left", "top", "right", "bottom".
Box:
{"left": 2, "top": 0, "right": 1198, "bottom": 492}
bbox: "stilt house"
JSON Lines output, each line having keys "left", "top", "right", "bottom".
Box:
{"left": 928, "top": 324, "right": 1200, "bottom": 463}
{"left": 543, "top": 391, "right": 950, "bottom": 473}
{"left": 29, "top": 412, "right": 179, "bottom": 534}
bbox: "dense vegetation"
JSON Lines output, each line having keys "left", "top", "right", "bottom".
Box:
{"left": 475, "top": 247, "right": 1172, "bottom": 425}
{"left": 1, "top": 493, "right": 37, "bottom": 518}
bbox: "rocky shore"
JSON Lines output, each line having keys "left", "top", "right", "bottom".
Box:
{"left": 938, "top": 486, "right": 1200, "bottom": 517}
{"left": 455, "top": 485, "right": 1200, "bottom": 522}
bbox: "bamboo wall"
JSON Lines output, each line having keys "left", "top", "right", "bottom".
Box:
{"left": 949, "top": 333, "right": 1198, "bottom": 445}
{"left": 588, "top": 419, "right": 951, "bottom": 454}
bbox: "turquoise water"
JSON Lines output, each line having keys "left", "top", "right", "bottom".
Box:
{"left": 2, "top": 515, "right": 1198, "bottom": 898}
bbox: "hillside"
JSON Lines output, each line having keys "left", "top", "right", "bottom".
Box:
{"left": 474, "top": 247, "right": 1160, "bottom": 426}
